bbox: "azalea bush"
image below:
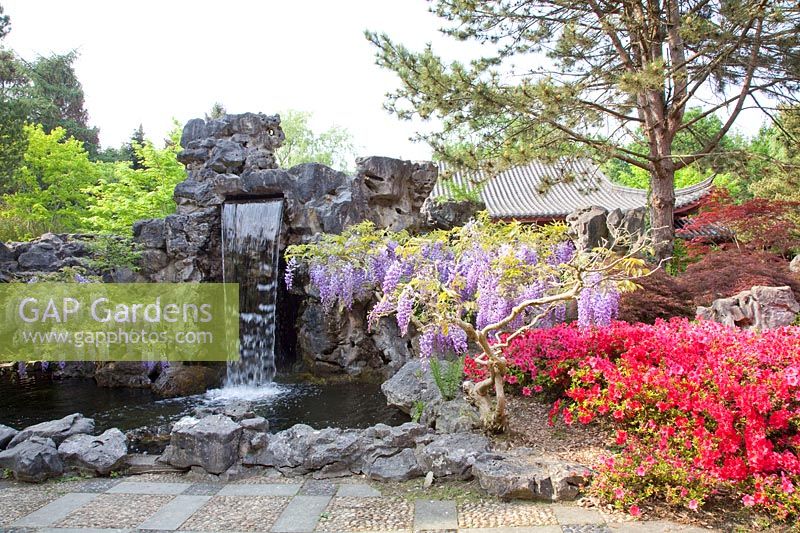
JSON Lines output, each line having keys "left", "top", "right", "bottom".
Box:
{"left": 475, "top": 319, "right": 800, "bottom": 518}
{"left": 285, "top": 214, "right": 646, "bottom": 431}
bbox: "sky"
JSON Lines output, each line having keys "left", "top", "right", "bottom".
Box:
{"left": 3, "top": 1, "right": 766, "bottom": 162}
{"left": 2, "top": 0, "right": 465, "bottom": 160}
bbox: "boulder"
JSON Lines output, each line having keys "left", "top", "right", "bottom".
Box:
{"left": 415, "top": 432, "right": 490, "bottom": 480}
{"left": 0, "top": 423, "right": 18, "bottom": 450}
{"left": 152, "top": 363, "right": 225, "bottom": 398}
{"left": 132, "top": 218, "right": 167, "bottom": 249}
{"left": 94, "top": 362, "right": 154, "bottom": 388}
{"left": 566, "top": 206, "right": 609, "bottom": 252}
{"left": 606, "top": 207, "right": 646, "bottom": 243}
{"left": 195, "top": 401, "right": 256, "bottom": 422}
{"left": 696, "top": 285, "right": 800, "bottom": 330}
{"left": 8, "top": 413, "right": 95, "bottom": 448}
{"left": 381, "top": 360, "right": 443, "bottom": 416}
{"left": 791, "top": 255, "right": 800, "bottom": 274}
{"left": 363, "top": 448, "right": 422, "bottom": 481}
{"left": 434, "top": 399, "right": 481, "bottom": 433}
{"left": 239, "top": 417, "right": 269, "bottom": 432}
{"left": 17, "top": 243, "right": 60, "bottom": 271}
{"left": 58, "top": 428, "right": 128, "bottom": 475}
{"left": 162, "top": 415, "right": 243, "bottom": 474}
{"left": 0, "top": 436, "right": 64, "bottom": 482}
{"left": 422, "top": 197, "right": 485, "bottom": 230}
{"left": 472, "top": 450, "right": 591, "bottom": 501}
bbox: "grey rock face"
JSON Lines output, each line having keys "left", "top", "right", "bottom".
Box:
{"left": 363, "top": 448, "right": 422, "bottom": 481}
{"left": 58, "top": 428, "right": 128, "bottom": 475}
{"left": 8, "top": 413, "right": 95, "bottom": 449}
{"left": 791, "top": 255, "right": 800, "bottom": 274}
{"left": 0, "top": 436, "right": 64, "bottom": 482}
{"left": 132, "top": 218, "right": 166, "bottom": 249}
{"left": 381, "top": 360, "right": 443, "bottom": 415}
{"left": 434, "top": 399, "right": 481, "bottom": 433}
{"left": 163, "top": 414, "right": 243, "bottom": 474}
{"left": 95, "top": 362, "right": 154, "bottom": 389}
{"left": 0, "top": 424, "right": 18, "bottom": 450}
{"left": 151, "top": 363, "right": 225, "bottom": 398}
{"left": 1, "top": 233, "right": 95, "bottom": 277}
{"left": 606, "top": 207, "right": 646, "bottom": 244}
{"left": 415, "top": 432, "right": 490, "bottom": 480}
{"left": 696, "top": 285, "right": 800, "bottom": 330}
{"left": 566, "top": 206, "right": 610, "bottom": 252}
{"left": 422, "top": 197, "right": 485, "bottom": 230}
{"left": 472, "top": 450, "right": 591, "bottom": 501}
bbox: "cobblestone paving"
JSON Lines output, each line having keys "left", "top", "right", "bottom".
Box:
{"left": 0, "top": 474, "right": 719, "bottom": 532}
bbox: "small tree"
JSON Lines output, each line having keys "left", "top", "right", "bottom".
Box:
{"left": 276, "top": 110, "right": 356, "bottom": 173}
{"left": 286, "top": 215, "right": 647, "bottom": 432}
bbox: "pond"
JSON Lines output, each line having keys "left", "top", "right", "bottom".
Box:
{"left": 0, "top": 373, "right": 409, "bottom": 453}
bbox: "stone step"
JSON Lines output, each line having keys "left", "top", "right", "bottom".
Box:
{"left": 125, "top": 453, "right": 187, "bottom": 474}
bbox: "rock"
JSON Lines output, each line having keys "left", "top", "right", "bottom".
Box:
{"left": 381, "top": 360, "right": 443, "bottom": 416}
{"left": 566, "top": 206, "right": 609, "bottom": 252}
{"left": 133, "top": 218, "right": 166, "bottom": 249}
{"left": 152, "top": 363, "right": 225, "bottom": 398}
{"left": 422, "top": 197, "right": 485, "bottom": 230}
{"left": 58, "top": 428, "right": 128, "bottom": 475}
{"left": 415, "top": 433, "right": 490, "bottom": 480}
{"left": 195, "top": 401, "right": 256, "bottom": 422}
{"left": 17, "top": 243, "right": 60, "bottom": 271}
{"left": 791, "top": 255, "right": 800, "bottom": 274}
{"left": 163, "top": 415, "right": 243, "bottom": 474}
{"left": 696, "top": 285, "right": 800, "bottom": 330}
{"left": 239, "top": 417, "right": 269, "bottom": 432}
{"left": 434, "top": 398, "right": 481, "bottom": 433}
{"left": 0, "top": 424, "right": 18, "bottom": 450}
{"left": 472, "top": 450, "right": 591, "bottom": 501}
{"left": 95, "top": 362, "right": 154, "bottom": 388}
{"left": 8, "top": 413, "right": 95, "bottom": 449}
{"left": 0, "top": 436, "right": 64, "bottom": 482}
{"left": 0, "top": 242, "right": 16, "bottom": 262}
{"left": 606, "top": 207, "right": 646, "bottom": 243}
{"left": 363, "top": 448, "right": 422, "bottom": 481}
{"left": 424, "top": 470, "right": 434, "bottom": 488}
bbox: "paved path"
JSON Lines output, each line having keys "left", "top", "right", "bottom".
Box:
{"left": 0, "top": 474, "right": 712, "bottom": 533}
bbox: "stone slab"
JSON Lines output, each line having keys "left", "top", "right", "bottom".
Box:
{"left": 39, "top": 529, "right": 132, "bottom": 533}
{"left": 217, "top": 483, "right": 300, "bottom": 496}
{"left": 74, "top": 478, "right": 123, "bottom": 493}
{"left": 272, "top": 495, "right": 332, "bottom": 532}
{"left": 552, "top": 505, "right": 607, "bottom": 525}
{"left": 336, "top": 483, "right": 382, "bottom": 497}
{"left": 463, "top": 528, "right": 562, "bottom": 533}
{"left": 562, "top": 525, "right": 612, "bottom": 533}
{"left": 12, "top": 492, "right": 99, "bottom": 527}
{"left": 136, "top": 494, "right": 211, "bottom": 530}
{"left": 414, "top": 499, "right": 458, "bottom": 530}
{"left": 609, "top": 522, "right": 714, "bottom": 532}
{"left": 106, "top": 481, "right": 191, "bottom": 495}
{"left": 182, "top": 483, "right": 223, "bottom": 496}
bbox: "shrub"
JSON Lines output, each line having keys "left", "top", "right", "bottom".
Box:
{"left": 618, "top": 269, "right": 694, "bottom": 324}
{"left": 430, "top": 356, "right": 465, "bottom": 401}
{"left": 484, "top": 320, "right": 800, "bottom": 519}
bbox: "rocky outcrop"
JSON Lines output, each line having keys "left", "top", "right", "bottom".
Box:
{"left": 57, "top": 428, "right": 128, "bottom": 475}
{"left": 697, "top": 285, "right": 800, "bottom": 330}
{"left": 421, "top": 197, "right": 485, "bottom": 230}
{"left": 160, "top": 415, "right": 244, "bottom": 475}
{"left": 791, "top": 255, "right": 800, "bottom": 274}
{"left": 131, "top": 113, "right": 437, "bottom": 378}
{"left": 567, "top": 206, "right": 646, "bottom": 251}
{"left": 0, "top": 423, "right": 18, "bottom": 449}
{"left": 1, "top": 233, "right": 91, "bottom": 275}
{"left": 472, "top": 449, "right": 592, "bottom": 501}
{"left": 415, "top": 432, "right": 490, "bottom": 480}
{"left": 94, "top": 362, "right": 156, "bottom": 389}
{"left": 7, "top": 413, "right": 95, "bottom": 448}
{"left": 151, "top": 363, "right": 225, "bottom": 398}
{"left": 0, "top": 436, "right": 64, "bottom": 482}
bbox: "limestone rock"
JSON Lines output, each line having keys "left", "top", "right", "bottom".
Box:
{"left": 239, "top": 417, "right": 269, "bottom": 432}
{"left": 363, "top": 448, "right": 422, "bottom": 482}
{"left": 8, "top": 413, "right": 95, "bottom": 448}
{"left": 133, "top": 218, "right": 166, "bottom": 249}
{"left": 94, "top": 362, "right": 154, "bottom": 389}
{"left": 415, "top": 433, "right": 490, "bottom": 480}
{"left": 0, "top": 436, "right": 64, "bottom": 482}
{"left": 791, "top": 255, "right": 800, "bottom": 273}
{"left": 434, "top": 398, "right": 481, "bottom": 433}
{"left": 58, "top": 428, "right": 128, "bottom": 475}
{"left": 195, "top": 401, "right": 256, "bottom": 422}
{"left": 0, "top": 424, "right": 18, "bottom": 450}
{"left": 566, "top": 206, "right": 609, "bottom": 252}
{"left": 472, "top": 450, "right": 591, "bottom": 501}
{"left": 696, "top": 285, "right": 800, "bottom": 330}
{"left": 163, "top": 415, "right": 243, "bottom": 474}
{"left": 152, "top": 363, "right": 225, "bottom": 398}
{"left": 606, "top": 207, "right": 646, "bottom": 243}
{"left": 422, "top": 197, "right": 485, "bottom": 230}
{"left": 381, "top": 360, "right": 443, "bottom": 416}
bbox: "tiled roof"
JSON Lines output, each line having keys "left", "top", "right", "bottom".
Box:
{"left": 432, "top": 159, "right": 715, "bottom": 219}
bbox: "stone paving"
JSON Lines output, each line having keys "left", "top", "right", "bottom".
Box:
{"left": 0, "top": 474, "right": 714, "bottom": 533}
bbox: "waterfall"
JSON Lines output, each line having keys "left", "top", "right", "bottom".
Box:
{"left": 221, "top": 199, "right": 284, "bottom": 388}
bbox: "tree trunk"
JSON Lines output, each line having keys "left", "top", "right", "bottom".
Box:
{"left": 650, "top": 163, "right": 676, "bottom": 264}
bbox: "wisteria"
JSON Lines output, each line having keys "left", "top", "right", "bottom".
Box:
{"left": 286, "top": 213, "right": 648, "bottom": 431}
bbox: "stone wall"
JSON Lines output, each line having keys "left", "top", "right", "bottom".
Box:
{"left": 133, "top": 112, "right": 438, "bottom": 378}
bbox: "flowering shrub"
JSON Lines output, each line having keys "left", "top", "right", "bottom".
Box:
{"left": 286, "top": 213, "right": 646, "bottom": 430}
{"left": 475, "top": 319, "right": 800, "bottom": 518}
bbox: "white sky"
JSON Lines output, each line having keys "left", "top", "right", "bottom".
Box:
{"left": 3, "top": 1, "right": 765, "bottom": 161}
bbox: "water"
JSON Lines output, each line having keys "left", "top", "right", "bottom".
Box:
{"left": 221, "top": 200, "right": 284, "bottom": 387}
{"left": 0, "top": 374, "right": 408, "bottom": 452}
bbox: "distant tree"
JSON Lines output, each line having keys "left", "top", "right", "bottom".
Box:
{"left": 24, "top": 51, "right": 99, "bottom": 155}
{"left": 0, "top": 4, "right": 27, "bottom": 193}
{"left": 276, "top": 110, "right": 356, "bottom": 173}
{"left": 0, "top": 4, "right": 9, "bottom": 40}
{"left": 367, "top": 1, "right": 800, "bottom": 263}
{"left": 206, "top": 102, "right": 226, "bottom": 120}
{"left": 745, "top": 106, "right": 800, "bottom": 201}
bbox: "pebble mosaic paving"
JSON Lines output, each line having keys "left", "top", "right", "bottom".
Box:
{"left": 0, "top": 475, "right": 720, "bottom": 532}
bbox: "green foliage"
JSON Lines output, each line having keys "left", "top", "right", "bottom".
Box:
{"left": 411, "top": 400, "right": 425, "bottom": 422}
{"left": 276, "top": 110, "right": 356, "bottom": 173}
{"left": 1, "top": 124, "right": 100, "bottom": 236}
{"left": 85, "top": 234, "right": 141, "bottom": 274}
{"left": 82, "top": 124, "right": 185, "bottom": 234}
{"left": 430, "top": 356, "right": 465, "bottom": 401}
{"left": 436, "top": 177, "right": 482, "bottom": 204}
{"left": 745, "top": 107, "right": 800, "bottom": 202}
